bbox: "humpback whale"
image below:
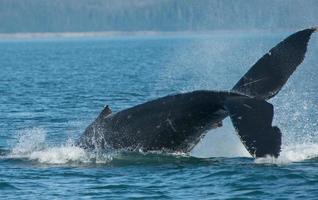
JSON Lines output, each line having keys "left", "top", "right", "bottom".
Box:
{"left": 78, "top": 28, "right": 317, "bottom": 158}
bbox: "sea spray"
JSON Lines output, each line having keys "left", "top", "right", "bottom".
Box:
{"left": 7, "top": 128, "right": 114, "bottom": 164}
{"left": 10, "top": 128, "right": 46, "bottom": 156}
{"left": 255, "top": 143, "right": 318, "bottom": 164}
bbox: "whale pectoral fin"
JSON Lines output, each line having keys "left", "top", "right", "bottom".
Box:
{"left": 224, "top": 97, "right": 282, "bottom": 158}
{"left": 232, "top": 28, "right": 316, "bottom": 100}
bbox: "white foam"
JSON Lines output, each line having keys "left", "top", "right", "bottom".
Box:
{"left": 255, "top": 143, "right": 318, "bottom": 164}
{"left": 7, "top": 127, "right": 318, "bottom": 165}
{"left": 28, "top": 146, "right": 89, "bottom": 164}
{"left": 7, "top": 128, "right": 113, "bottom": 164}
{"left": 281, "top": 143, "right": 318, "bottom": 161}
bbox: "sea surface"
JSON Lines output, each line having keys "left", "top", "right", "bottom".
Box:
{"left": 1, "top": 31, "right": 318, "bottom": 199}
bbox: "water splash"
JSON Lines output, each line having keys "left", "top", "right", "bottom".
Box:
{"left": 4, "top": 128, "right": 191, "bottom": 165}
{"left": 192, "top": 119, "right": 318, "bottom": 164}
{"left": 27, "top": 146, "right": 89, "bottom": 164}
{"left": 6, "top": 128, "right": 114, "bottom": 164}
{"left": 5, "top": 125, "right": 318, "bottom": 166}
{"left": 10, "top": 127, "right": 46, "bottom": 156}
{"left": 255, "top": 143, "right": 318, "bottom": 164}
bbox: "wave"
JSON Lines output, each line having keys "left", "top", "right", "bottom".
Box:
{"left": 0, "top": 181, "right": 19, "bottom": 190}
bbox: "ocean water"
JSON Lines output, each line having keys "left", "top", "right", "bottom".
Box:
{"left": 1, "top": 31, "right": 318, "bottom": 199}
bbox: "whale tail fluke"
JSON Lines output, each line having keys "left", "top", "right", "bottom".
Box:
{"left": 225, "top": 97, "right": 281, "bottom": 158}
{"left": 232, "top": 28, "right": 316, "bottom": 100}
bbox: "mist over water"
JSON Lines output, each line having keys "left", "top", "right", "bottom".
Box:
{"left": 1, "top": 30, "right": 318, "bottom": 199}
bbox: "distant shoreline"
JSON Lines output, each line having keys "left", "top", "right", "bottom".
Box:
{"left": 0, "top": 31, "right": 194, "bottom": 39}
{"left": 0, "top": 29, "right": 299, "bottom": 40}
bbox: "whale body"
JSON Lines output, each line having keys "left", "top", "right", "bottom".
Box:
{"left": 78, "top": 28, "right": 317, "bottom": 158}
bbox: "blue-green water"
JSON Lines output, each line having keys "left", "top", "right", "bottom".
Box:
{"left": 1, "top": 32, "right": 318, "bottom": 199}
